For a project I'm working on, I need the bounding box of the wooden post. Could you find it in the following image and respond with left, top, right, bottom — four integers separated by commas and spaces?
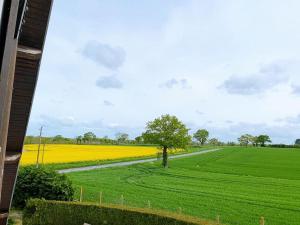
120, 194, 124, 205
216, 215, 220, 224
80, 187, 83, 202
178, 207, 182, 214
36, 126, 43, 168
147, 200, 151, 208
99, 191, 102, 206
260, 217, 265, 225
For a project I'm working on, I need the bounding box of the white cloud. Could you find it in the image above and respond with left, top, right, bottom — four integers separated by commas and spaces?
220, 62, 289, 95
159, 78, 191, 89
103, 100, 114, 106
292, 85, 300, 95
81, 41, 126, 70
96, 76, 123, 89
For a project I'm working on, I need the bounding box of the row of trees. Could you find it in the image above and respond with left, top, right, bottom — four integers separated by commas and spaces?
238, 134, 272, 147
26, 114, 280, 168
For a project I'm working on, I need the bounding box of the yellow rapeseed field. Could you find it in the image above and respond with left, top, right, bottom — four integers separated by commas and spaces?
21, 144, 160, 165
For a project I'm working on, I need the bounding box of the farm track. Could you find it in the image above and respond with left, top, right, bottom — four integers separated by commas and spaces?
58, 148, 222, 174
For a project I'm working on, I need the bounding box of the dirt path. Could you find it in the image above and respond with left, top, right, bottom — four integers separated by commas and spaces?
58, 148, 222, 174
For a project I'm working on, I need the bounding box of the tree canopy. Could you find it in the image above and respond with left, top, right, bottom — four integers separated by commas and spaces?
193, 129, 209, 145
116, 133, 129, 144
257, 135, 272, 147
142, 114, 191, 167
238, 134, 254, 146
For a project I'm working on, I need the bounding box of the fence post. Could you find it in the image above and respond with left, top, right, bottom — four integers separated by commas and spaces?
216, 215, 220, 224
80, 186, 83, 202
178, 207, 182, 214
120, 194, 124, 205
260, 217, 265, 225
99, 191, 102, 206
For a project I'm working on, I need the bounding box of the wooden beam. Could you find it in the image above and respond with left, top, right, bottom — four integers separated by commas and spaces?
4, 152, 21, 164
17, 45, 42, 60
0, 212, 8, 219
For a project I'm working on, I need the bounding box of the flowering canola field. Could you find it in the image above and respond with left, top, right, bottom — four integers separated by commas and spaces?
21, 144, 159, 165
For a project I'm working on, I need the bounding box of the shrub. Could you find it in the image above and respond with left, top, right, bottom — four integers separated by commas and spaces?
23, 199, 219, 225
12, 166, 74, 208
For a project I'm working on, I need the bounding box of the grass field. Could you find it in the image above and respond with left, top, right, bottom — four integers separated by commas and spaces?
68, 147, 300, 225
21, 144, 161, 165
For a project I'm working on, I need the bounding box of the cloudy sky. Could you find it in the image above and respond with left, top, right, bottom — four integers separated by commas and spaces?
27, 0, 300, 144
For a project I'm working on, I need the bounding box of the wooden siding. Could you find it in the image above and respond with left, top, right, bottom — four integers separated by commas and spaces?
0, 0, 52, 224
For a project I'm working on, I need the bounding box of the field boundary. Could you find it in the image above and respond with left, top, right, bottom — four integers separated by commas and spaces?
58, 148, 222, 174
23, 199, 221, 225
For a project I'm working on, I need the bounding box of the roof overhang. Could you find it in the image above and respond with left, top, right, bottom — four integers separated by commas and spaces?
0, 1, 52, 224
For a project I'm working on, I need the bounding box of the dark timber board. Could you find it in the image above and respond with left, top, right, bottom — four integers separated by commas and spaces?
0, 0, 52, 224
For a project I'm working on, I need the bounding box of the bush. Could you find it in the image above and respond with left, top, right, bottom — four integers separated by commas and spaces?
13, 166, 74, 208
23, 199, 219, 225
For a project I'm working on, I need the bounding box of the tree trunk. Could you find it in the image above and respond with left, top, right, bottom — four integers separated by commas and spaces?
162, 147, 168, 168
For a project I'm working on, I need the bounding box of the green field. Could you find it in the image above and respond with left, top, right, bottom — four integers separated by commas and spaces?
68, 147, 300, 225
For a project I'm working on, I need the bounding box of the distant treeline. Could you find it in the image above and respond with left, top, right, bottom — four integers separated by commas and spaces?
24, 132, 152, 146
25, 131, 300, 148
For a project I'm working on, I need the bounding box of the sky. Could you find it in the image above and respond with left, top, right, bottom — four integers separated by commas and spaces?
27, 0, 300, 144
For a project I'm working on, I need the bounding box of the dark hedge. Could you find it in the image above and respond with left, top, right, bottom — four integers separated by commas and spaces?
23, 199, 219, 225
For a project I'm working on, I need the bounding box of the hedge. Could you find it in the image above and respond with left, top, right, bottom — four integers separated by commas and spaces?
23, 199, 220, 225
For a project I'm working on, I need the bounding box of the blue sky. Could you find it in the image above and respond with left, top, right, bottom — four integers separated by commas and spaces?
27, 0, 300, 144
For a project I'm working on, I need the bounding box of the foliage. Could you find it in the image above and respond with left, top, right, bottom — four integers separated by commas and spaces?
23, 199, 217, 225
76, 135, 83, 144
238, 134, 253, 146
295, 139, 300, 145
256, 135, 272, 146
208, 138, 222, 146
135, 136, 144, 144
12, 166, 74, 208
193, 129, 209, 145
83, 132, 97, 143
68, 147, 300, 225
116, 132, 129, 144
142, 114, 191, 167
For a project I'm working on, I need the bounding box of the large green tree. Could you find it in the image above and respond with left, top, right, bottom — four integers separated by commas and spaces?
193, 129, 209, 145
83, 132, 96, 143
116, 133, 129, 144
142, 114, 191, 168
257, 135, 272, 147
238, 134, 253, 147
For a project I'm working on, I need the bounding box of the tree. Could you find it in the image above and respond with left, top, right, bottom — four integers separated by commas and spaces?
52, 135, 64, 143
193, 129, 209, 145
250, 136, 259, 146
142, 114, 191, 168
116, 133, 129, 144
209, 138, 221, 146
76, 135, 83, 144
238, 134, 253, 146
83, 132, 96, 143
257, 135, 272, 147
295, 139, 300, 146
135, 136, 144, 144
